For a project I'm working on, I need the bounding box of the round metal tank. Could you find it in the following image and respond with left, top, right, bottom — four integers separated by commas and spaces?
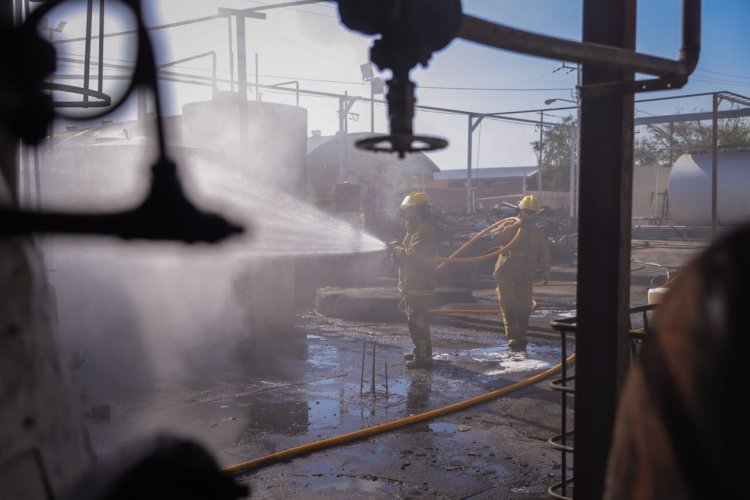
182, 92, 308, 199
668, 152, 750, 226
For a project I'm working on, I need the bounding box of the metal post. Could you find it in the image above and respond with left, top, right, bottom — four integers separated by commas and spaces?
360, 341, 366, 394
81, 0, 93, 106
569, 127, 576, 218
236, 15, 247, 101
538, 111, 544, 193
384, 362, 389, 396
338, 97, 345, 182
466, 114, 473, 214
668, 121, 674, 165
227, 17, 234, 92
575, 1, 635, 498
371, 81, 375, 133
255, 53, 260, 102
97, 0, 104, 93
711, 93, 719, 238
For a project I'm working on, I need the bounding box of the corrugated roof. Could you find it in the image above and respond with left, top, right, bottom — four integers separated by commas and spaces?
434, 166, 538, 180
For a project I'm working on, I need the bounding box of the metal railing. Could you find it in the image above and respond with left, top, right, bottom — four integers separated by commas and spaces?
547, 303, 658, 499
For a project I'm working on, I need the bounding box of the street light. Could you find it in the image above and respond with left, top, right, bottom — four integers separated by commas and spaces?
544, 98, 576, 105
360, 63, 384, 133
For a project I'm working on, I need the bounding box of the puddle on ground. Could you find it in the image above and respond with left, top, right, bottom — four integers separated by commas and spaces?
428, 422, 457, 433
532, 307, 576, 319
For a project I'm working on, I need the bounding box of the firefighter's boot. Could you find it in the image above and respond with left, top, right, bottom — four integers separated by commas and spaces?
405, 340, 432, 369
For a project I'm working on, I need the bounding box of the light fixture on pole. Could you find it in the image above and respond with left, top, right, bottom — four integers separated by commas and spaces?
361, 63, 384, 133
544, 98, 576, 105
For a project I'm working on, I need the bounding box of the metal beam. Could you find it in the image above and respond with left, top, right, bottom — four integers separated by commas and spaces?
574, 1, 635, 498
635, 107, 750, 125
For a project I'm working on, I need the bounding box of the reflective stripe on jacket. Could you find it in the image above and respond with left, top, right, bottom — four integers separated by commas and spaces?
395, 219, 438, 295
491, 220, 550, 282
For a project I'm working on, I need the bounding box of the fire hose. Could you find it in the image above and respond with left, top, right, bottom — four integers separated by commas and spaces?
223, 353, 576, 476
397, 217, 523, 315
221, 218, 575, 476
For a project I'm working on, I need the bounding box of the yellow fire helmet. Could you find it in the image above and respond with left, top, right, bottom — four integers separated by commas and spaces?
518, 194, 540, 213
400, 191, 431, 208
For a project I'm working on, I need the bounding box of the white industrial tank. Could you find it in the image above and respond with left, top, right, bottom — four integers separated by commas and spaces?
182, 92, 308, 199
668, 152, 750, 226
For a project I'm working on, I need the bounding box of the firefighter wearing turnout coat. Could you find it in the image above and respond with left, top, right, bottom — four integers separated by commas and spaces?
491, 195, 550, 352
392, 192, 438, 369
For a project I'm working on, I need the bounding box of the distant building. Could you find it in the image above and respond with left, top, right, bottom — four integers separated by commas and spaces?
428, 166, 539, 213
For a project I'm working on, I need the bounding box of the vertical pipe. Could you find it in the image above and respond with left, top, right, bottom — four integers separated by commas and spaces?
466, 115, 473, 215
236, 15, 247, 102
711, 93, 718, 238
538, 111, 544, 193
227, 16, 234, 92
97, 0, 104, 93
575, 0, 635, 498
83, 0, 94, 106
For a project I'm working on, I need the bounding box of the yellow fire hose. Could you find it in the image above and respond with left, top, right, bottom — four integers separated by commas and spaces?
220, 219, 573, 477
437, 217, 521, 268
222, 353, 576, 476
397, 217, 522, 315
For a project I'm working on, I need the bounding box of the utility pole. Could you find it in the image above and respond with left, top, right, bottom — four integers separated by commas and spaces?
466, 114, 484, 214
538, 111, 544, 194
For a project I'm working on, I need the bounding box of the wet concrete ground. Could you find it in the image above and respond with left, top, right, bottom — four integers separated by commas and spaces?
82, 240, 705, 499
85, 314, 574, 499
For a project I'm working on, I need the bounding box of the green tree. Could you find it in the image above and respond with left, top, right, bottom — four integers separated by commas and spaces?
634, 115, 750, 167
530, 114, 576, 191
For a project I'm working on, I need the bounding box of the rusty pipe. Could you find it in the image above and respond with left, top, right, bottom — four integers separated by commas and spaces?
459, 0, 700, 79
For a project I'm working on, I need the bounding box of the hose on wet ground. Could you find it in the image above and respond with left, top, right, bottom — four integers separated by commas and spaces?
222, 353, 576, 476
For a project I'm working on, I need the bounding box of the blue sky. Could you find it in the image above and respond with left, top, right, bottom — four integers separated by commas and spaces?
49, 0, 750, 170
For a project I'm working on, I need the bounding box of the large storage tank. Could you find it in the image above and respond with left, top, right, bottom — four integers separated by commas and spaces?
182, 92, 308, 199
668, 152, 750, 226
39, 119, 383, 407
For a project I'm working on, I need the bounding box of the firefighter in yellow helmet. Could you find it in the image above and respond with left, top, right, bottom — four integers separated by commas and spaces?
490, 194, 551, 352
392, 191, 438, 369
